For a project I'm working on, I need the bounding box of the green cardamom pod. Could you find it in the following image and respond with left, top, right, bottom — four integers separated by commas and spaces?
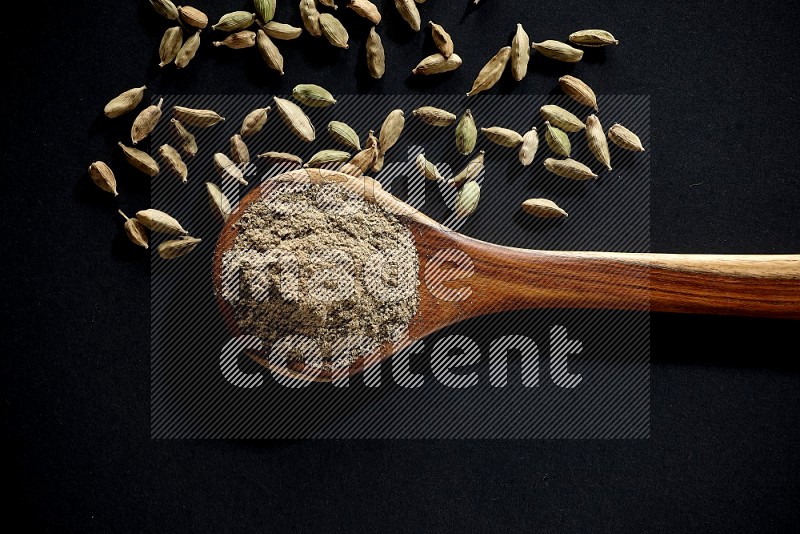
212, 11, 256, 32
544, 121, 571, 157
455, 109, 477, 155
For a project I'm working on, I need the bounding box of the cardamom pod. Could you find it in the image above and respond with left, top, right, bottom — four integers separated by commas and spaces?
607, 123, 645, 152
175, 30, 201, 69
159, 26, 183, 67
429, 21, 454, 58
366, 26, 385, 79
521, 199, 568, 218
532, 40, 583, 63
319, 13, 349, 49
259, 21, 302, 40
544, 121, 571, 157
131, 98, 163, 145
455, 181, 481, 217
347, 0, 381, 25
158, 237, 202, 260
585, 115, 611, 170
118, 210, 149, 249
149, 0, 178, 21
319, 0, 338, 9
206, 182, 231, 222
178, 5, 208, 29
256, 29, 284, 74
559, 75, 598, 111
415, 153, 442, 181
136, 209, 188, 235
411, 52, 462, 75
292, 84, 337, 107
481, 126, 523, 147
340, 142, 378, 177
510, 23, 530, 81
214, 153, 248, 185
173, 106, 225, 127
378, 109, 404, 161
254, 0, 276, 23
540, 104, 585, 132
451, 150, 485, 187
518, 127, 538, 166
213, 31, 257, 49
543, 158, 597, 180
256, 151, 304, 165
104, 86, 146, 119
170, 119, 198, 157
88, 161, 118, 196
212, 11, 256, 32
274, 97, 315, 142
328, 121, 362, 151
455, 109, 477, 155
159, 144, 188, 182
240, 107, 270, 136
412, 106, 456, 126
305, 150, 351, 167
230, 134, 250, 164
118, 142, 160, 176
300, 0, 321, 37
467, 46, 511, 96
569, 29, 619, 47
394, 0, 421, 32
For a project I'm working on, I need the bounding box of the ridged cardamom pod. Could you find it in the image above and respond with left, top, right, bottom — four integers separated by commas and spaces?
213, 31, 257, 49
521, 199, 568, 218
104, 86, 146, 119
158, 237, 202, 260
300, 0, 321, 37
292, 84, 337, 107
412, 106, 456, 126
347, 0, 381, 25
378, 109, 404, 155
305, 150, 352, 168
532, 40, 583, 63
543, 158, 597, 180
585, 115, 611, 170
159, 27, 183, 67
170, 119, 198, 157
240, 107, 270, 136
254, 0, 276, 23
256, 152, 304, 165
175, 31, 201, 69
328, 121, 362, 151
340, 141, 378, 177
206, 183, 231, 222
559, 75, 598, 111
256, 29, 284, 74
467, 46, 511, 97
540, 105, 585, 132
131, 98, 163, 144
178, 5, 208, 29
394, 0, 421, 32
118, 210, 149, 249
118, 142, 160, 176
412, 53, 462, 75
429, 21, 454, 58
481, 126, 523, 147
259, 21, 302, 40
415, 154, 442, 181
607, 123, 645, 152
455, 181, 481, 217
319, 13, 349, 49
230, 134, 250, 164
159, 144, 188, 182
510, 23, 530, 81
136, 209, 188, 235
518, 128, 538, 166
214, 153, 248, 185
544, 121, 571, 157
274, 97, 315, 142
173, 106, 225, 127
88, 161, 118, 196
149, 0, 178, 21
212, 11, 256, 32
366, 27, 385, 79
569, 29, 619, 47
455, 109, 477, 155
451, 150, 485, 187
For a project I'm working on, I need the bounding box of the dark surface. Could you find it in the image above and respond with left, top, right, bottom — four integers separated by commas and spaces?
1, 0, 799, 532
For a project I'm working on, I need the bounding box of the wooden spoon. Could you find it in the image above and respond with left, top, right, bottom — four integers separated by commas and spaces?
213, 169, 800, 382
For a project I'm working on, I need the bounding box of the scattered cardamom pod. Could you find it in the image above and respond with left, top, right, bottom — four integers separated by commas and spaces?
256, 151, 304, 165
481, 126, 523, 147
178, 5, 208, 29
540, 104, 585, 132
467, 46, 511, 96
118, 210, 149, 249
366, 26, 385, 79
206, 182, 231, 222
173, 106, 225, 127
412, 52, 463, 75
131, 98, 163, 145
212, 11, 256, 32
340, 141, 378, 177
585, 115, 611, 170
569, 29, 619, 47
240, 107, 270, 136
158, 237, 202, 260
230, 134, 250, 164
455, 181, 481, 217
455, 109, 477, 156
88, 161, 118, 196
149, 0, 178, 21
118, 142, 160, 176
136, 209, 188, 235
511, 23, 530, 81
213, 31, 257, 49
377, 109, 404, 170
214, 153, 248, 185
305, 149, 351, 167
532, 40, 584, 63
413, 106, 457, 126
429, 21, 454, 58
292, 84, 337, 107
518, 127, 538, 166
175, 30, 201, 69
256, 29, 284, 74
347, 0, 381, 25
451, 150, 485, 187
259, 21, 302, 40
170, 119, 198, 157
319, 13, 349, 49
274, 97, 315, 142
607, 123, 645, 152
559, 75, 598, 111
543, 158, 597, 180
159, 26, 183, 67
415, 153, 442, 181
254, 0, 276, 23
300, 0, 322, 37
104, 86, 146, 119
394, 0, 421, 32
544, 121, 571, 157
521, 198, 568, 218
159, 144, 188, 182
328, 121, 362, 151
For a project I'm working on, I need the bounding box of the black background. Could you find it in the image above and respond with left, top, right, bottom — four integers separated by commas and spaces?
2, 0, 799, 531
